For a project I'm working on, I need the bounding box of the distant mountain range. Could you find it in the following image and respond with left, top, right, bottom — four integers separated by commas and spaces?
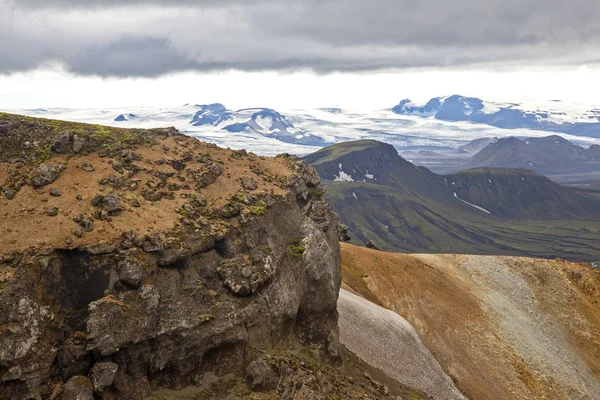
466, 135, 600, 175
7, 98, 600, 159
303, 140, 600, 260
393, 95, 600, 138
115, 103, 330, 147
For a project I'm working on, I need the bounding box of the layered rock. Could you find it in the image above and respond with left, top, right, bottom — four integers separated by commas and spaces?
0, 114, 344, 400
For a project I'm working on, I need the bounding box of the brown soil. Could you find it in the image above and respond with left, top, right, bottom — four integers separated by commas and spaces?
341, 243, 600, 400
0, 134, 293, 254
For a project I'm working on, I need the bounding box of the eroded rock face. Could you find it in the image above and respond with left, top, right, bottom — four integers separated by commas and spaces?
0, 163, 341, 400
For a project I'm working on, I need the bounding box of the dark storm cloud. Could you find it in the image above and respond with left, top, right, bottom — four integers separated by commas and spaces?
1, 0, 599, 76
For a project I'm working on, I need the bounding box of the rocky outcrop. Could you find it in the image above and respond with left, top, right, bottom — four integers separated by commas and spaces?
0, 163, 341, 399
0, 114, 343, 400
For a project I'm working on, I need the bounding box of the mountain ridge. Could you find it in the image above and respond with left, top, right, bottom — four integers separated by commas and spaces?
304, 140, 600, 261
393, 95, 600, 138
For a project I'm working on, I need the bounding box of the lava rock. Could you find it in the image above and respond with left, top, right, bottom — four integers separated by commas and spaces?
31, 162, 63, 187
72, 227, 85, 238
2, 187, 16, 200
72, 134, 86, 153
51, 133, 73, 154
81, 161, 95, 172
101, 193, 122, 215
118, 260, 144, 289
47, 207, 59, 217
49, 188, 62, 197
90, 362, 118, 393
80, 219, 94, 232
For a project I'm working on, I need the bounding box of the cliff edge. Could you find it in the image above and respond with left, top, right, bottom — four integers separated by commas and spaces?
0, 113, 385, 399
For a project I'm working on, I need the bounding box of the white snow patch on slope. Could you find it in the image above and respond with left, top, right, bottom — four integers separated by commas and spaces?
338, 289, 466, 400
353, 192, 358, 199
255, 115, 274, 132
365, 169, 375, 179
454, 193, 491, 214
334, 163, 354, 182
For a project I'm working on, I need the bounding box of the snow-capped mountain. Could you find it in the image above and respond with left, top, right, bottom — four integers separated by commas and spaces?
217, 107, 329, 146
190, 103, 233, 126
114, 113, 136, 122
5, 98, 600, 158
393, 95, 600, 138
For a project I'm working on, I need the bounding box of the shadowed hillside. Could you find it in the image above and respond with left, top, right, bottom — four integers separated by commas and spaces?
304, 140, 600, 261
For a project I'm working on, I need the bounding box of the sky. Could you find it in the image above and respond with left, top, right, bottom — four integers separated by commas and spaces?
1, 0, 599, 110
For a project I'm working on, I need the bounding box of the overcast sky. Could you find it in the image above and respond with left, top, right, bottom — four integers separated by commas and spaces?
1, 0, 599, 109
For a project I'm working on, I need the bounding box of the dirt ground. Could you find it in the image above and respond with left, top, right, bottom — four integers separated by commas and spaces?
341, 243, 600, 400
0, 135, 292, 254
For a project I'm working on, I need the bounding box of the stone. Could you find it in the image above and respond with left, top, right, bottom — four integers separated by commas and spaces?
365, 240, 380, 250
61, 376, 93, 400
241, 176, 258, 191
80, 219, 94, 232
219, 202, 241, 219
81, 161, 95, 172
31, 162, 63, 187
51, 133, 73, 154
142, 233, 164, 252
91, 194, 104, 207
118, 260, 144, 289
145, 191, 162, 202
338, 223, 351, 242
2, 187, 16, 200
66, 237, 73, 245
47, 207, 59, 217
101, 193, 121, 215
90, 362, 118, 393
72, 134, 86, 153
49, 188, 62, 197
245, 359, 279, 391
72, 227, 84, 238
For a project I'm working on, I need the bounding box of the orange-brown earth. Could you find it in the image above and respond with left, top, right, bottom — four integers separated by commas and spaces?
0, 131, 292, 254
341, 243, 600, 400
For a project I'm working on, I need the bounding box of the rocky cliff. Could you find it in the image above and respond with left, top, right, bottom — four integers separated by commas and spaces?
0, 113, 372, 399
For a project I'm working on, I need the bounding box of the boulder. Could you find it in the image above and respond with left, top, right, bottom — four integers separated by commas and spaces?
72, 134, 86, 153
52, 133, 73, 154
90, 362, 118, 393
101, 193, 121, 216
31, 162, 63, 187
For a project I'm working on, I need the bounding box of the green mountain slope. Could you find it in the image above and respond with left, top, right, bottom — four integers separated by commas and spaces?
304, 140, 600, 261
